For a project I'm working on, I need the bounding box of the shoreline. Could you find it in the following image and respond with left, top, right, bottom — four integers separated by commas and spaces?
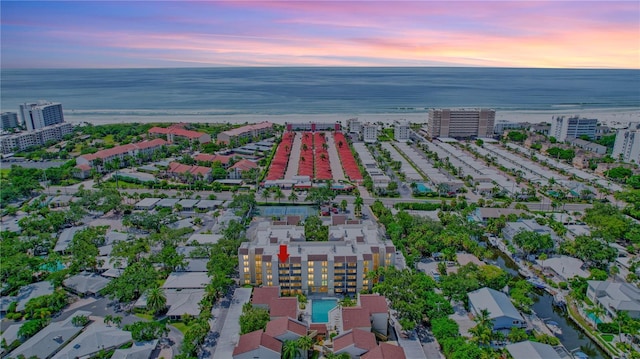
65, 108, 640, 127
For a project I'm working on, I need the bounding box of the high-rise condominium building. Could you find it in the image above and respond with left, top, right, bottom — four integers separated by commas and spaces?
362, 123, 378, 143
20, 101, 65, 131
394, 120, 411, 142
613, 124, 640, 163
427, 108, 495, 139
239, 218, 396, 296
549, 116, 597, 142
1, 112, 19, 130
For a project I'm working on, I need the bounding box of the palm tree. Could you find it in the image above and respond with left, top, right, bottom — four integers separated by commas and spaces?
145, 287, 167, 316
338, 140, 343, 149
354, 196, 363, 218
104, 314, 113, 326
322, 143, 329, 151
274, 187, 285, 203
339, 199, 347, 213
302, 144, 309, 152
282, 339, 299, 359
296, 335, 314, 359
261, 188, 272, 202
289, 191, 299, 203
111, 315, 122, 328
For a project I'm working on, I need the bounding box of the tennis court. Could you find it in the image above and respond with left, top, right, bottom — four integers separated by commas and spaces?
258, 206, 317, 219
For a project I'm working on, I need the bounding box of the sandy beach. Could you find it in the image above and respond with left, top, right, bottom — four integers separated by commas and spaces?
64, 107, 640, 128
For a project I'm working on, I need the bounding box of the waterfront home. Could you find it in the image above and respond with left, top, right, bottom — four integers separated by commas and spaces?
468, 287, 527, 330
502, 219, 560, 245
537, 255, 590, 282
506, 340, 563, 359
586, 281, 640, 319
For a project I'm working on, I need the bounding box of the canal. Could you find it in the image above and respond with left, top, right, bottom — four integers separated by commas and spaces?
485, 247, 608, 359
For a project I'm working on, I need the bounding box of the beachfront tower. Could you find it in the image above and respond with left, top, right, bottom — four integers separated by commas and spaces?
1, 112, 20, 130
20, 101, 65, 131
427, 108, 495, 139
613, 123, 640, 163
549, 116, 598, 142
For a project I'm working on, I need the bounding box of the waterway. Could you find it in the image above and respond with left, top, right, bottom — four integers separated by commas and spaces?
484, 247, 607, 359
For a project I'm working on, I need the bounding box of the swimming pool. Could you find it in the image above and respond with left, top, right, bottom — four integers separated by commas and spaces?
311, 299, 338, 323
415, 182, 431, 193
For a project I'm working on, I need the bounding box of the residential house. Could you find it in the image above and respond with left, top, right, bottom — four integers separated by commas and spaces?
359, 294, 389, 336
506, 341, 563, 359
502, 219, 559, 244
362, 342, 407, 359
537, 255, 589, 282
162, 272, 209, 290
0, 281, 54, 313
586, 281, 640, 319
468, 287, 527, 330
264, 317, 307, 342
52, 323, 132, 359
251, 286, 281, 310
63, 271, 112, 296
8, 311, 91, 359
341, 307, 372, 333
166, 162, 212, 182
194, 153, 234, 168
232, 329, 281, 359
228, 159, 258, 180
111, 340, 158, 359
333, 329, 377, 358
269, 297, 298, 320
148, 125, 211, 144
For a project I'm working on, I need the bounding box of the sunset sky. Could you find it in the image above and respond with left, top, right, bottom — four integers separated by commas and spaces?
1, 1, 639, 68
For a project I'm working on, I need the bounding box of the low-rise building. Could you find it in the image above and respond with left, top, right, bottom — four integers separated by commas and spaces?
362, 123, 378, 143
232, 329, 281, 359
333, 329, 377, 358
468, 287, 527, 330
569, 138, 607, 155
587, 281, 640, 319
76, 138, 167, 171
217, 121, 274, 145
502, 219, 559, 244
0, 122, 73, 154
166, 162, 212, 182
228, 159, 258, 180
148, 124, 211, 144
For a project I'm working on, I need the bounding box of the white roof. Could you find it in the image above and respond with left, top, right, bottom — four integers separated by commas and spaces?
135, 198, 160, 208
63, 271, 111, 295
468, 287, 524, 322
539, 255, 589, 279
111, 340, 158, 359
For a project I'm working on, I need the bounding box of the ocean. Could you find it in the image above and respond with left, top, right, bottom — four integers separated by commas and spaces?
1, 67, 639, 124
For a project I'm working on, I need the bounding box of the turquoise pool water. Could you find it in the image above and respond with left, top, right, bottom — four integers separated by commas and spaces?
311, 299, 338, 323
415, 183, 431, 193
587, 312, 603, 324
39, 261, 66, 272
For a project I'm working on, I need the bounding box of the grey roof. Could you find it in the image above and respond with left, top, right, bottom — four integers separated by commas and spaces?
0, 323, 23, 354
165, 289, 206, 317
9, 310, 91, 359
54, 226, 85, 252
52, 323, 132, 359
587, 281, 640, 312
4, 281, 55, 312
155, 198, 179, 207
538, 255, 589, 280
105, 231, 129, 245
506, 341, 562, 359
111, 340, 158, 359
468, 287, 524, 322
195, 199, 223, 209
162, 272, 209, 289
63, 271, 111, 295
181, 258, 209, 272
135, 198, 160, 209
177, 199, 199, 208
187, 233, 223, 245
168, 218, 193, 230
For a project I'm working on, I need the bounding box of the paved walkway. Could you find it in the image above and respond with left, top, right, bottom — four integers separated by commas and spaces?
284, 132, 301, 179
211, 288, 252, 359
326, 132, 346, 181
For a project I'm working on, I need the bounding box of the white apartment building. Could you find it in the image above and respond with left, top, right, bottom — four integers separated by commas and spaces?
362, 123, 378, 143
427, 108, 495, 139
347, 118, 362, 134
20, 101, 65, 131
239, 218, 396, 296
613, 124, 640, 163
1, 112, 19, 130
549, 116, 598, 142
394, 120, 410, 142
0, 123, 73, 154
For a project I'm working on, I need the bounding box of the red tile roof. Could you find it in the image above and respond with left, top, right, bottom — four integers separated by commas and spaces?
342, 307, 371, 331
76, 164, 91, 171
333, 329, 377, 353
80, 139, 167, 162
252, 286, 280, 306
265, 317, 307, 339
309, 323, 327, 336
361, 343, 407, 359
194, 153, 232, 164
167, 162, 211, 176
231, 159, 258, 172
149, 126, 207, 140
360, 294, 389, 315
269, 297, 298, 319
232, 330, 281, 356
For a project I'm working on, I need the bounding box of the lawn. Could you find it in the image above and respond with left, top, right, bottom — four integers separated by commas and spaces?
104, 134, 115, 145
135, 313, 153, 321
170, 321, 189, 335
601, 333, 615, 342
